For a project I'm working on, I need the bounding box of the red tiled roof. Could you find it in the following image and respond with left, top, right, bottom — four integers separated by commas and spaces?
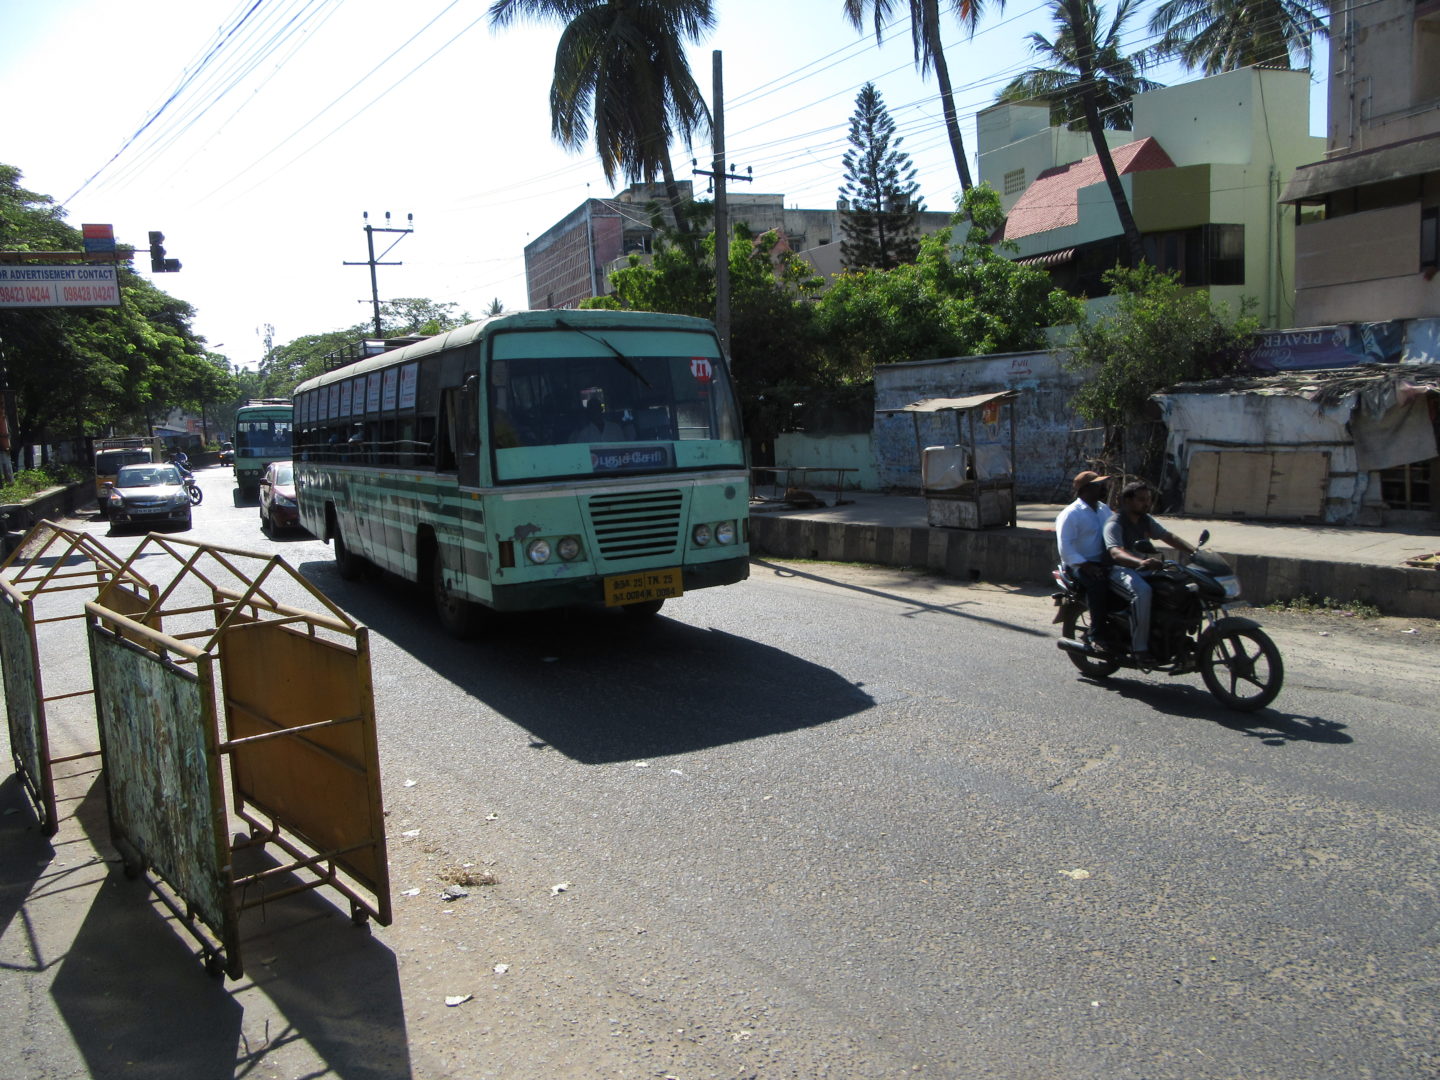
1001, 136, 1176, 241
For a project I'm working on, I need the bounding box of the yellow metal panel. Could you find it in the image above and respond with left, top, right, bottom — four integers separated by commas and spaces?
220, 620, 386, 893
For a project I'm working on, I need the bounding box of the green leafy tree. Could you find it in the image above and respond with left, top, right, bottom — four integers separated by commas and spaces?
378, 297, 472, 337
997, 0, 1160, 130
844, 0, 1003, 192
1149, 0, 1326, 75
489, 0, 713, 234
839, 83, 924, 271
590, 222, 827, 388
0, 164, 210, 462
816, 184, 1082, 370
484, 297, 506, 317
1063, 262, 1259, 470
256, 298, 472, 398
1000, 0, 1152, 266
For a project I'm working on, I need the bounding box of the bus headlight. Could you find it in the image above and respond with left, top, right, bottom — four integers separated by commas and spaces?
715, 521, 736, 545
526, 539, 552, 564
557, 536, 582, 561
692, 524, 711, 547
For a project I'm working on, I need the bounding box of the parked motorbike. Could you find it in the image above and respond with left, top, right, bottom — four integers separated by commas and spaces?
1052, 530, 1284, 712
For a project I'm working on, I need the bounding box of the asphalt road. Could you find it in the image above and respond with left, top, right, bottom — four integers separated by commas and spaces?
3, 462, 1438, 1079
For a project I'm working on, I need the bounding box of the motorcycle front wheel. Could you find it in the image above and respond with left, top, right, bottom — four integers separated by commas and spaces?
1060, 605, 1120, 679
1200, 627, 1283, 712
187, 483, 203, 506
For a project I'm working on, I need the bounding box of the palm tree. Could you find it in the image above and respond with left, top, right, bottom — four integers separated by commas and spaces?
998, 0, 1151, 266
489, 0, 714, 232
843, 0, 1003, 193
997, 0, 1160, 130
1149, 0, 1326, 76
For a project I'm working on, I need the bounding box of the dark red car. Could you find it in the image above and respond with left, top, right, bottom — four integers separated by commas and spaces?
258, 460, 301, 534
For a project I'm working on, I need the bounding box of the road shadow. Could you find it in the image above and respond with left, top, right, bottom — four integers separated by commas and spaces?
1074, 672, 1352, 745
49, 776, 412, 1079
296, 559, 876, 764
752, 559, 1053, 639
0, 771, 55, 974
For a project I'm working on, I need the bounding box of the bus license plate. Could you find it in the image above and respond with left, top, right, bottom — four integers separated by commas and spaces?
604, 568, 683, 607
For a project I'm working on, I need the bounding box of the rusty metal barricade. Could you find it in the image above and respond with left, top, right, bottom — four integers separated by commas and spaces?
0, 521, 153, 835
86, 533, 391, 978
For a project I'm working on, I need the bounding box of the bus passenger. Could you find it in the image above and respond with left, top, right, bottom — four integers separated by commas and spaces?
568, 399, 624, 443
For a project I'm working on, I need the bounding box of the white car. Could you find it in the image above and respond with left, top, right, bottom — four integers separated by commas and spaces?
105, 463, 193, 532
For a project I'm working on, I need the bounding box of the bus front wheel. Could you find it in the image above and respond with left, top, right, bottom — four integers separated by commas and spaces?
332, 519, 364, 581
432, 557, 481, 639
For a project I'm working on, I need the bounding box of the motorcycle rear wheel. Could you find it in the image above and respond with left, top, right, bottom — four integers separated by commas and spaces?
1060, 605, 1120, 679
1200, 627, 1283, 712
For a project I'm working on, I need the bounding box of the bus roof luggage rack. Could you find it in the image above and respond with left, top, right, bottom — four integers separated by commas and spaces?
322, 336, 427, 372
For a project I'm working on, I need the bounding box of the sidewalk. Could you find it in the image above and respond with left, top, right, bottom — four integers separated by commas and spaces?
749, 491, 1440, 619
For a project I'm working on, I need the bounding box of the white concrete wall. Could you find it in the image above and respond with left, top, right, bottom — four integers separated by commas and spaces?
1328, 0, 1440, 154
873, 350, 1085, 496
772, 433, 879, 490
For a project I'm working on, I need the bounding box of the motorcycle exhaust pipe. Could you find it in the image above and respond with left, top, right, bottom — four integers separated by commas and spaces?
1057, 638, 1093, 655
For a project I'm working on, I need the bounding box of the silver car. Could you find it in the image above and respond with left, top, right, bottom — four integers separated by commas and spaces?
105, 463, 193, 532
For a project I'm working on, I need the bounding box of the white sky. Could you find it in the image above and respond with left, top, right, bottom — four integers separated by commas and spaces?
0, 0, 1327, 370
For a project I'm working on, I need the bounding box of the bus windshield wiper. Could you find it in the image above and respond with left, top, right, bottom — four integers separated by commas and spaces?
556, 319, 651, 388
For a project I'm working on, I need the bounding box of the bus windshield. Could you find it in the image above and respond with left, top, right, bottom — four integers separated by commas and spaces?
236, 417, 293, 454
489, 350, 742, 482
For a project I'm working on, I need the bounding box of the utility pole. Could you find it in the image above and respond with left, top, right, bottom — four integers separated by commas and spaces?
694, 51, 752, 357
344, 212, 413, 337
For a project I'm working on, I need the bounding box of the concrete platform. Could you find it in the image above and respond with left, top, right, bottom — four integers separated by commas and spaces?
749, 492, 1440, 619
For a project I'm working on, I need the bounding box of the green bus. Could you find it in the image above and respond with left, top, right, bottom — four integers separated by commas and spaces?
292, 309, 750, 635
234, 399, 294, 501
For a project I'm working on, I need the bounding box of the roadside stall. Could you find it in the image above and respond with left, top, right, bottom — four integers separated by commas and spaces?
878, 392, 1018, 529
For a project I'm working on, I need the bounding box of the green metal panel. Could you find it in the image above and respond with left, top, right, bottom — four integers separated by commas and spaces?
0, 595, 47, 826
1133, 164, 1212, 232
90, 628, 231, 941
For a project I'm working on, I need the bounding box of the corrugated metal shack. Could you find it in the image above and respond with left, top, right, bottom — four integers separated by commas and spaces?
1153, 364, 1440, 525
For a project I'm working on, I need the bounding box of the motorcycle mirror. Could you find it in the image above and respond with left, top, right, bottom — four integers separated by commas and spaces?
1198, 529, 1210, 547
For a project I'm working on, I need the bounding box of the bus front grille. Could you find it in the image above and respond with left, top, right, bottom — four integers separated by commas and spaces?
589, 489, 683, 560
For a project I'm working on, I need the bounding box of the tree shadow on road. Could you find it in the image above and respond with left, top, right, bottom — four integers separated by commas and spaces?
751, 559, 1053, 639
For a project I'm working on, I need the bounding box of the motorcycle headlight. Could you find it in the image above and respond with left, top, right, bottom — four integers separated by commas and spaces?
525, 539, 552, 564
1217, 575, 1241, 599
556, 536, 582, 561
692, 524, 711, 547
715, 521, 735, 545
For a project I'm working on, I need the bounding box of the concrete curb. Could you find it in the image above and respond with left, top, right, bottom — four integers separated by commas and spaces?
0, 481, 93, 555
750, 514, 1440, 620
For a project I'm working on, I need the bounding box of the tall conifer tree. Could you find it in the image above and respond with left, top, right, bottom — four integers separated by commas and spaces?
839, 84, 924, 271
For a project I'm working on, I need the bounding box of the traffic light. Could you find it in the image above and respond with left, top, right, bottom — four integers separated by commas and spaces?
148, 230, 181, 273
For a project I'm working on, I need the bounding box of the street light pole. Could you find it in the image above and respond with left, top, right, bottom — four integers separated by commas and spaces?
344, 212, 413, 337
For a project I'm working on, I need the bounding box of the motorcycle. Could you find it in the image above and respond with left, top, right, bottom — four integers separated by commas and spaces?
172, 460, 203, 506
1052, 530, 1284, 712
